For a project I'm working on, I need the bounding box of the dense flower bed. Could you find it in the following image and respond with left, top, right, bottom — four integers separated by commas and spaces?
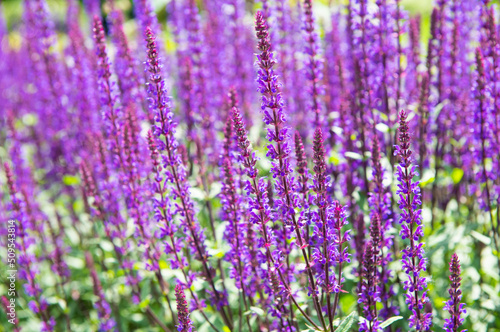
0, 0, 498, 331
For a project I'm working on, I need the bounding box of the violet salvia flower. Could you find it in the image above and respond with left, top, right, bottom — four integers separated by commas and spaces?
219, 117, 249, 291
80, 161, 140, 293
374, 0, 403, 138
232, 106, 299, 329
294, 132, 309, 199
302, 0, 325, 130
369, 136, 397, 319
108, 9, 149, 124
472, 48, 500, 270
177, 55, 197, 141
228, 0, 255, 121
23, 0, 71, 177
358, 241, 381, 332
255, 11, 325, 328
444, 253, 467, 332
65, 0, 100, 149
147, 130, 184, 272
175, 284, 194, 332
407, 15, 421, 102
46, 214, 70, 284
274, 0, 295, 113
330, 202, 351, 305
144, 27, 231, 323
324, 14, 346, 148
282, 1, 308, 134
182, 0, 216, 156
310, 127, 338, 330
145, 26, 207, 267
395, 110, 432, 331
134, 0, 167, 70
147, 130, 210, 325
232, 106, 276, 284
353, 213, 366, 279
85, 253, 116, 332
92, 16, 124, 172
428, 1, 478, 227
4, 163, 55, 331
347, 0, 378, 192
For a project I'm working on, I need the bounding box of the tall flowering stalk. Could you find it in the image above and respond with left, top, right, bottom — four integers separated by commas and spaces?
331, 202, 351, 320
219, 114, 254, 330
359, 213, 382, 331
108, 8, 150, 124
444, 254, 466, 332
85, 253, 116, 331
184, 0, 215, 156
302, 0, 324, 130
294, 132, 312, 259
175, 284, 194, 332
4, 163, 55, 331
144, 27, 231, 327
220, 118, 246, 277
311, 127, 335, 330
310, 127, 351, 329
369, 136, 397, 319
93, 16, 125, 177
349, 0, 378, 192
232, 106, 297, 330
148, 131, 218, 330
395, 110, 432, 331
473, 49, 500, 271
255, 11, 326, 329
358, 240, 380, 332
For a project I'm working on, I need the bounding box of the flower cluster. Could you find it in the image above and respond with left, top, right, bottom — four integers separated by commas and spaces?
444, 254, 466, 332
175, 284, 194, 332
395, 110, 432, 331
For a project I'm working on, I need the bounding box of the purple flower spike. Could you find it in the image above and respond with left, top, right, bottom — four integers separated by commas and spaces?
255, 11, 326, 328
303, 0, 324, 131
395, 110, 432, 331
311, 127, 338, 330
92, 15, 124, 172
444, 254, 467, 332
358, 241, 380, 332
369, 136, 397, 319
85, 253, 116, 331
4, 163, 55, 331
175, 284, 194, 332
144, 27, 231, 324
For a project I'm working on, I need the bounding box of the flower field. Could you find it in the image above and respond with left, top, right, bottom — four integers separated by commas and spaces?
0, 0, 499, 331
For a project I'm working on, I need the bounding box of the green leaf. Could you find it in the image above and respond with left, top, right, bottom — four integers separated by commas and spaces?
329, 151, 341, 166
65, 256, 85, 269
139, 297, 150, 309
335, 312, 357, 332
22, 113, 38, 126
244, 306, 265, 317
159, 260, 169, 270
344, 151, 363, 160
451, 168, 464, 184
209, 182, 222, 198
470, 230, 491, 245
189, 187, 206, 201
303, 323, 322, 332
419, 176, 435, 188
62, 175, 80, 186
375, 123, 389, 133
379, 316, 403, 328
